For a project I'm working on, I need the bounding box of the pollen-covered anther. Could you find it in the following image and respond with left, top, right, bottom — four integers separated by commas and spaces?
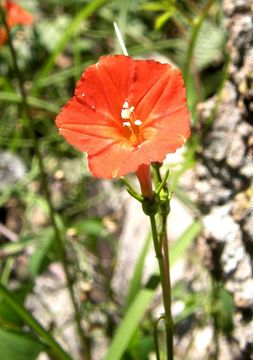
121, 102, 135, 120
121, 109, 131, 119
122, 121, 131, 127
134, 119, 142, 126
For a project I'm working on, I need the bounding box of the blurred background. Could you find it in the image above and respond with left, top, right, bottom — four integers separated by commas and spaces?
0, 0, 252, 359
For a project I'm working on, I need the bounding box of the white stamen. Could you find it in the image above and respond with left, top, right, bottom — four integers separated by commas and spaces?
123, 101, 129, 109
121, 109, 131, 119
129, 106, 135, 113
122, 121, 131, 127
134, 119, 142, 126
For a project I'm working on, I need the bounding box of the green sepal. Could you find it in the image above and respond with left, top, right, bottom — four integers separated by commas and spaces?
141, 196, 159, 216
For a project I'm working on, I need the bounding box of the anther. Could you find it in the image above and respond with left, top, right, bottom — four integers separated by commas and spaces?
122, 121, 131, 127
134, 119, 142, 126
121, 109, 131, 119
123, 101, 129, 109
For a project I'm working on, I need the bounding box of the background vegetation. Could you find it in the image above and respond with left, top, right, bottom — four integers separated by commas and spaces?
0, 0, 237, 359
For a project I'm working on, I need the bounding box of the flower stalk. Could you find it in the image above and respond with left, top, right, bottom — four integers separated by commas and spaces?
149, 214, 173, 360
130, 164, 174, 359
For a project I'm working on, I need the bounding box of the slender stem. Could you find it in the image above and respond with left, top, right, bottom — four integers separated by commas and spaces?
153, 314, 166, 360
161, 216, 173, 359
0, 283, 73, 360
0, 9, 90, 359
149, 215, 173, 360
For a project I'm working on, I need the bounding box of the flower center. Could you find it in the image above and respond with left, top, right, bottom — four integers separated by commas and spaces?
120, 100, 143, 146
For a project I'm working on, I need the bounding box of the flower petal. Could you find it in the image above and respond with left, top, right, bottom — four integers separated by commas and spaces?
6, 1, 33, 27
131, 61, 186, 124
74, 55, 134, 124
140, 106, 191, 162
56, 96, 125, 154
88, 143, 139, 178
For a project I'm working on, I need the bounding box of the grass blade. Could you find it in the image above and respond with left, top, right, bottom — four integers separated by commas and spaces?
105, 276, 159, 360
124, 232, 152, 309
0, 92, 59, 113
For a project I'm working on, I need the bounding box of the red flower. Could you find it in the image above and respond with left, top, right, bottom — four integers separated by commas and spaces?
56, 55, 191, 179
0, 0, 33, 46
0, 27, 7, 45
5, 0, 33, 26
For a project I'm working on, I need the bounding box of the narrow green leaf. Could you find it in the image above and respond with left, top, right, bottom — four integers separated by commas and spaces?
0, 284, 73, 360
142, 2, 173, 12
0, 91, 59, 113
105, 276, 160, 360
0, 285, 32, 326
155, 9, 176, 30
216, 286, 234, 333
0, 258, 15, 285
33, 63, 90, 89
0, 328, 46, 360
0, 236, 35, 258
170, 220, 202, 266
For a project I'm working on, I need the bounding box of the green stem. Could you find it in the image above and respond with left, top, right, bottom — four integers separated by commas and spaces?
0, 9, 90, 359
149, 215, 173, 360
0, 283, 73, 360
183, 0, 216, 86
161, 217, 173, 359
153, 314, 166, 360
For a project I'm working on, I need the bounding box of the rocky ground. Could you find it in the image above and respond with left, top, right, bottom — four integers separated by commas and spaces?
194, 0, 253, 358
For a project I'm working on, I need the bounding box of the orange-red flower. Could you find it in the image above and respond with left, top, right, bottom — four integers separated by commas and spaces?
56, 55, 191, 179
0, 0, 33, 46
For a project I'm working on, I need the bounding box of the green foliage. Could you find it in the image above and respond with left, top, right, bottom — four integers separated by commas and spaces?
105, 279, 159, 360
212, 283, 234, 334
0, 0, 229, 359
28, 229, 54, 278
170, 221, 202, 265
194, 20, 226, 71
106, 221, 202, 359
124, 232, 152, 309
0, 328, 46, 360
0, 286, 29, 326
142, 1, 177, 29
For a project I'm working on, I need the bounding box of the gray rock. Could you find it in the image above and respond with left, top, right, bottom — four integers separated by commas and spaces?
0, 151, 26, 190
